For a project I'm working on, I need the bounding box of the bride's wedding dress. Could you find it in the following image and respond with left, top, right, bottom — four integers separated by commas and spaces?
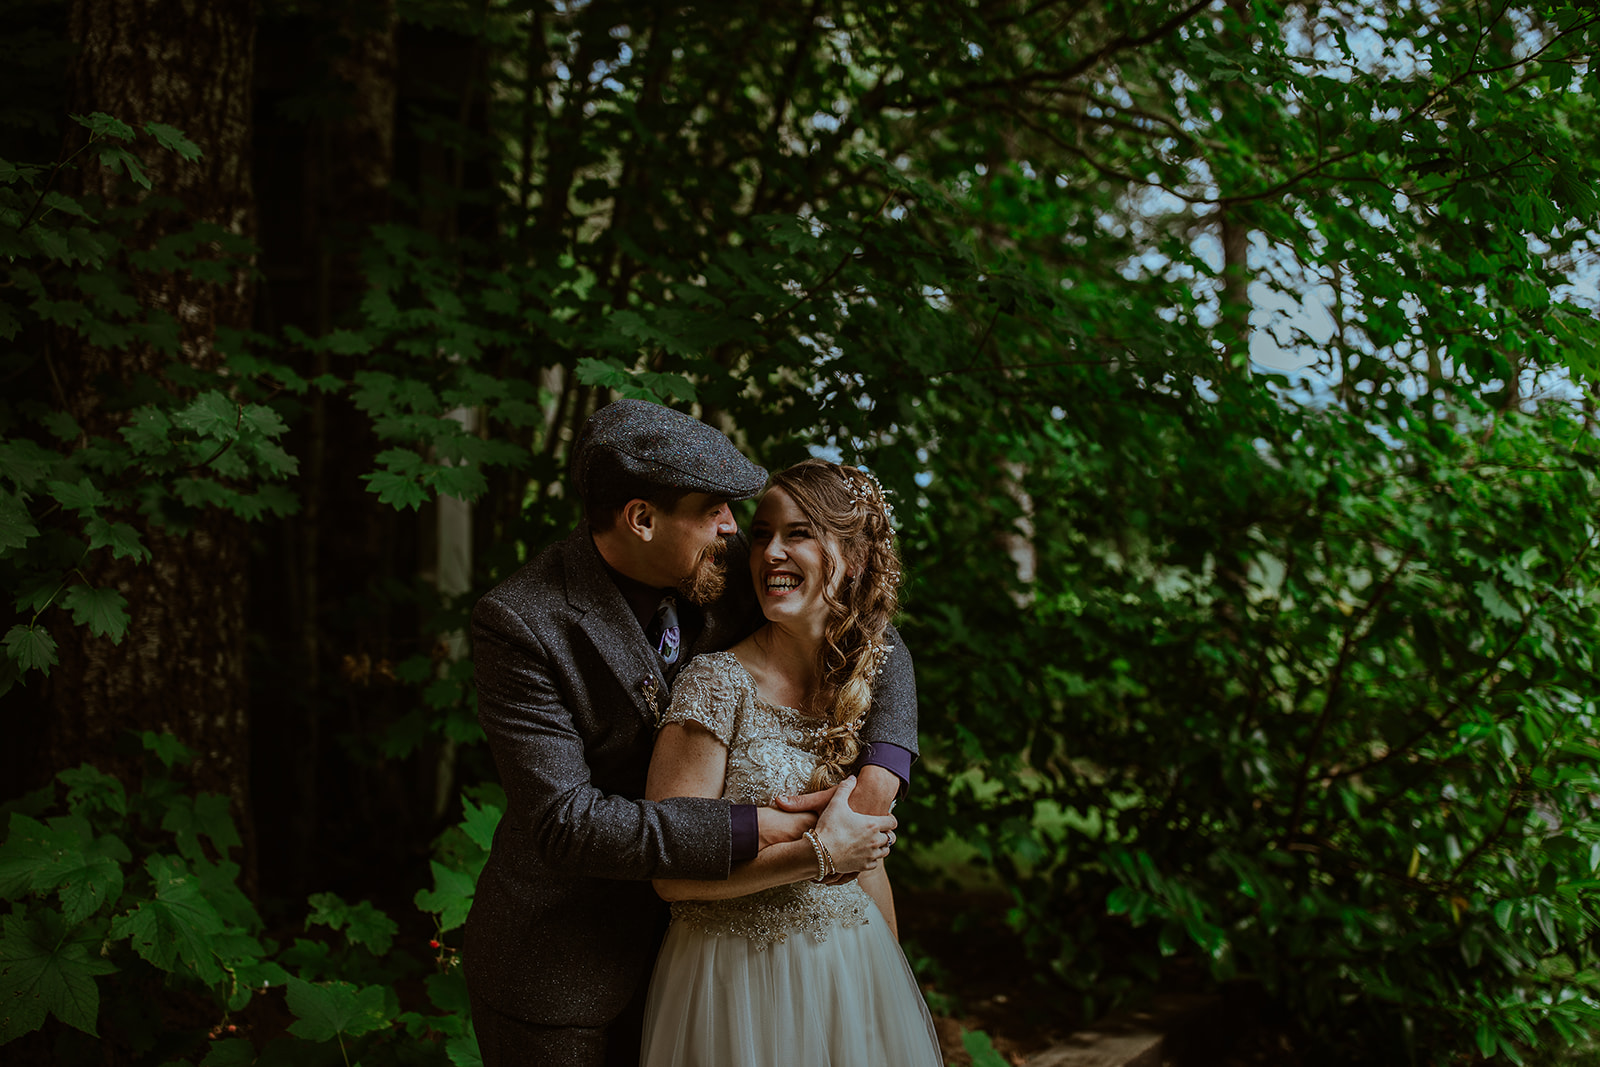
640, 651, 944, 1066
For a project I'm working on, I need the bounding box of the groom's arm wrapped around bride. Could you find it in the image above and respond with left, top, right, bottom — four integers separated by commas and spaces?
464, 544, 918, 1031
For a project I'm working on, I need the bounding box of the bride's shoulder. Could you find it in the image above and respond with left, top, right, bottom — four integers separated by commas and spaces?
676, 650, 755, 697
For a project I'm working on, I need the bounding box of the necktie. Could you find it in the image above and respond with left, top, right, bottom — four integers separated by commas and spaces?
649, 596, 681, 667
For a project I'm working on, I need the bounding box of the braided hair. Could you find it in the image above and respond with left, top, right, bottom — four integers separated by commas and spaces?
764, 459, 902, 791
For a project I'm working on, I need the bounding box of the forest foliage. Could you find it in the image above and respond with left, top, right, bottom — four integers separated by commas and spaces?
3, 0, 1600, 1063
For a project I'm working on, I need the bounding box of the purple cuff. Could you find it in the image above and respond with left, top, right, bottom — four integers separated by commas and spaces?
730, 803, 759, 864
858, 741, 914, 800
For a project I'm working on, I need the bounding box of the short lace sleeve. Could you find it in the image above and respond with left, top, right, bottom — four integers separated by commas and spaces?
659, 653, 748, 746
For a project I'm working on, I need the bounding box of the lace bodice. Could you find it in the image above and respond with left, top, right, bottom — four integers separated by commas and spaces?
659, 651, 874, 948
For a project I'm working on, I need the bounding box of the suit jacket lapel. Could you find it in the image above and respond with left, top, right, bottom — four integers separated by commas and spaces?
564, 525, 669, 723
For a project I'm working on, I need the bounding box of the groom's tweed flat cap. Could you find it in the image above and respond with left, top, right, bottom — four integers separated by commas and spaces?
572, 398, 767, 501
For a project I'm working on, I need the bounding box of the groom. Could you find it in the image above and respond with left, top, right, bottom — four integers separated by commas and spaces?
464, 399, 919, 1066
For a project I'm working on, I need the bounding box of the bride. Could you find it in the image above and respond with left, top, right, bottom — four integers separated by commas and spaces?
640, 459, 943, 1066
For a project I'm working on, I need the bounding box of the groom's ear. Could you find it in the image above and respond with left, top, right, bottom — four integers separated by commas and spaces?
621, 499, 656, 541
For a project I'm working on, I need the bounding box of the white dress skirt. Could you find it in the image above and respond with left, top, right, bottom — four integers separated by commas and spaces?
640, 652, 944, 1067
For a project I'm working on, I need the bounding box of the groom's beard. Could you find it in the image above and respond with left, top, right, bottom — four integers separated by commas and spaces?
678, 537, 729, 606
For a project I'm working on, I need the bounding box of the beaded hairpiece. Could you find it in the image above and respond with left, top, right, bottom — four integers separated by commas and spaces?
842, 465, 897, 534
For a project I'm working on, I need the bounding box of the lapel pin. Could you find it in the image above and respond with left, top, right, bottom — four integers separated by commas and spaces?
640, 674, 662, 722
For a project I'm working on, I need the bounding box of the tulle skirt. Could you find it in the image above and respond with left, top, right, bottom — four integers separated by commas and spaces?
640, 898, 944, 1066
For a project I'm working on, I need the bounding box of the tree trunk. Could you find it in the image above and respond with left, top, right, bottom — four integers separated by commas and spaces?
49, 0, 258, 878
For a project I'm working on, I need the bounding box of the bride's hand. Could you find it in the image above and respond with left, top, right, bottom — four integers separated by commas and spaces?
815, 776, 896, 875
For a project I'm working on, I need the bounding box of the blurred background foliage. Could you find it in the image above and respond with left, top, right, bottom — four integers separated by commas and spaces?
3, 0, 1600, 1063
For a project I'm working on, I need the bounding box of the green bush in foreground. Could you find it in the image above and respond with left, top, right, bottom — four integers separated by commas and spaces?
0, 733, 495, 1065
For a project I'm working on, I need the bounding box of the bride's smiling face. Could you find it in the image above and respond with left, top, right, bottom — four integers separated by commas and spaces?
749, 486, 845, 627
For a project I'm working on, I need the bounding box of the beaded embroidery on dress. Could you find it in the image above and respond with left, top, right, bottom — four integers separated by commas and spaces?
659, 651, 875, 948
641, 649, 944, 1067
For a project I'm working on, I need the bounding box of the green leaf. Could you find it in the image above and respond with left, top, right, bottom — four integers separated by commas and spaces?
425, 970, 472, 1015
305, 892, 398, 956
40, 191, 89, 220
46, 836, 127, 924
4, 624, 58, 674
109, 855, 227, 983
1473, 579, 1521, 623
239, 403, 289, 440
140, 731, 193, 767
0, 439, 60, 489
413, 860, 476, 932
161, 792, 242, 862
362, 469, 429, 511
95, 145, 149, 189
284, 976, 396, 1042
200, 1038, 256, 1067
47, 478, 108, 516
62, 585, 130, 643
142, 122, 202, 161
0, 491, 39, 552
320, 329, 373, 356
172, 391, 239, 440
447, 1025, 484, 1067
85, 516, 148, 563
961, 1027, 1011, 1067
119, 407, 173, 455
0, 814, 62, 899
40, 410, 79, 442
58, 764, 128, 818
429, 463, 488, 502
459, 798, 502, 853
72, 112, 134, 141
574, 356, 632, 389
0, 909, 115, 1041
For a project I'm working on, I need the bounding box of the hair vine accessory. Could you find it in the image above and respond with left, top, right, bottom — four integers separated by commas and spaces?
841, 465, 897, 527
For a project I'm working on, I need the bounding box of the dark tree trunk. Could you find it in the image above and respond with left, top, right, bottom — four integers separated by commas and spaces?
252, 0, 414, 897
48, 0, 259, 878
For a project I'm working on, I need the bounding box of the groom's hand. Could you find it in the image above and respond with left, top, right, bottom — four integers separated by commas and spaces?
775, 767, 902, 882
815, 776, 897, 875
754, 808, 818, 849
772, 766, 898, 816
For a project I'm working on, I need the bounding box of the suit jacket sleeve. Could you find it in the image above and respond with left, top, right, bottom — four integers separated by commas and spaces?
860, 621, 920, 755
473, 595, 733, 882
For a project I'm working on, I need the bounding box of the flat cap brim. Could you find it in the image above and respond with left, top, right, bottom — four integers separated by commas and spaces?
573, 398, 768, 501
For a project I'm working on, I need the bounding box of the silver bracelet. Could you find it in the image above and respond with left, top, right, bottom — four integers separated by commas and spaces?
803, 831, 828, 882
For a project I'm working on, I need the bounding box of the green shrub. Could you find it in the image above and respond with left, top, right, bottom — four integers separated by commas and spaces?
903, 378, 1600, 1061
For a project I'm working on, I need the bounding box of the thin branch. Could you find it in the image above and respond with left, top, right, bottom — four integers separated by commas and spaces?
1280, 546, 1415, 847
764, 188, 897, 326
1323, 534, 1598, 784
894, 0, 1218, 108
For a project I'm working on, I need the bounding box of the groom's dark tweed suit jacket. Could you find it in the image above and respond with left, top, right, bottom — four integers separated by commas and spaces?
463, 523, 919, 1029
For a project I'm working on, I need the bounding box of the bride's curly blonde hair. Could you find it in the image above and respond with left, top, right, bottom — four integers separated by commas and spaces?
765, 459, 902, 791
